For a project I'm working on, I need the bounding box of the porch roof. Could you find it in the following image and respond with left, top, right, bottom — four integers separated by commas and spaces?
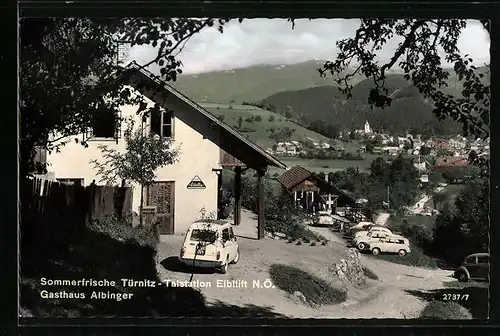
116, 62, 287, 171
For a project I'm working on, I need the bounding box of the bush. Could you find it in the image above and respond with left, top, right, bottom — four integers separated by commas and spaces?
269, 264, 347, 306
372, 244, 438, 269
88, 216, 159, 250
362, 266, 379, 280
254, 115, 262, 122
419, 301, 472, 319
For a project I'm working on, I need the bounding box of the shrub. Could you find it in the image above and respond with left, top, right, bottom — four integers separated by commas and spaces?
88, 216, 159, 250
254, 115, 262, 122
269, 264, 347, 306
362, 266, 379, 280
419, 301, 472, 320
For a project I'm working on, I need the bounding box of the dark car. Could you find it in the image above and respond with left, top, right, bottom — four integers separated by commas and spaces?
453, 253, 489, 282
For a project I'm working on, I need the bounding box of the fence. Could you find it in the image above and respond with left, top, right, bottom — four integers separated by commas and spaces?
20, 177, 133, 239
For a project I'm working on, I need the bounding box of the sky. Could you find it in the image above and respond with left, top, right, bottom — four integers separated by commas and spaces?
127, 19, 490, 75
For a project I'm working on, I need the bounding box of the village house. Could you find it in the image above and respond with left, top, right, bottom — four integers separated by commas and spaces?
382, 146, 400, 156
276, 165, 368, 219
448, 135, 467, 149
45, 62, 286, 236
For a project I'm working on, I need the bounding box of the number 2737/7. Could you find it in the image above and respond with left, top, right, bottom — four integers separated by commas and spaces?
442, 293, 469, 301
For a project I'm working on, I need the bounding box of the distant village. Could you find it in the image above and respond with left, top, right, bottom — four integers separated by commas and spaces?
266, 120, 490, 179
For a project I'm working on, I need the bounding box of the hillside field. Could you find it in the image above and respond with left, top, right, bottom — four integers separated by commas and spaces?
202, 103, 331, 148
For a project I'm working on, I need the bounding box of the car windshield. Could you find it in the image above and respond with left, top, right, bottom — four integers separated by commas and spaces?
189, 229, 217, 243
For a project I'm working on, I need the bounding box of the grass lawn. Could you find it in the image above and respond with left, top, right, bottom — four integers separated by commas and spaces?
202, 103, 331, 149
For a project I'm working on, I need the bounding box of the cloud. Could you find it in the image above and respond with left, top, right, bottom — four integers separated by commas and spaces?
126, 19, 490, 74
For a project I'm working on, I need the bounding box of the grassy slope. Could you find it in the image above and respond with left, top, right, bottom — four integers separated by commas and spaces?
203, 103, 331, 149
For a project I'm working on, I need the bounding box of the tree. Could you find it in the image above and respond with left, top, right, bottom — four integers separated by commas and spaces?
254, 115, 262, 122
20, 17, 234, 177
318, 19, 490, 140
91, 120, 180, 227
284, 105, 294, 119
268, 115, 275, 122
365, 142, 375, 154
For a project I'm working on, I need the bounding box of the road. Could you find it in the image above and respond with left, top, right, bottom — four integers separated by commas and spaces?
156, 211, 454, 319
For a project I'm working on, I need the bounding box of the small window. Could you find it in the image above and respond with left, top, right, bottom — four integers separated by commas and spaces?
465, 256, 477, 264
151, 106, 173, 138
222, 228, 230, 241
477, 255, 489, 264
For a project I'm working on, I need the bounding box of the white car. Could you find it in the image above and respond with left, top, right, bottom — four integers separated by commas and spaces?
353, 226, 393, 239
368, 236, 411, 257
178, 220, 240, 274
314, 211, 334, 226
353, 231, 392, 251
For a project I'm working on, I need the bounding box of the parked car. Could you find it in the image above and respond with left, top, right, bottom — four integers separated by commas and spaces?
349, 222, 385, 237
313, 211, 334, 226
353, 226, 393, 239
178, 220, 240, 274
367, 236, 411, 256
353, 231, 392, 251
453, 253, 489, 282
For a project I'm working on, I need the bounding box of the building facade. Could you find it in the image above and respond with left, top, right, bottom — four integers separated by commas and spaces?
46, 93, 221, 234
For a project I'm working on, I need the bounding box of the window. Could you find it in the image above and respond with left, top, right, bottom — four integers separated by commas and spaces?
477, 255, 489, 264
222, 228, 230, 242
151, 106, 173, 138
190, 229, 217, 243
87, 103, 121, 140
465, 256, 477, 264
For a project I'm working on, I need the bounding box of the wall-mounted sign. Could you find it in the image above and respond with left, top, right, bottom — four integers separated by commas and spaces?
187, 175, 206, 189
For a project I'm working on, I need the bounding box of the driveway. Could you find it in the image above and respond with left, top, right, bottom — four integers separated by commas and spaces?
155, 211, 456, 318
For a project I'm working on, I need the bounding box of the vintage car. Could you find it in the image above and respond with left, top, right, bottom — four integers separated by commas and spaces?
178, 220, 240, 274
353, 230, 393, 251
313, 211, 334, 226
453, 253, 490, 282
353, 226, 393, 240
367, 236, 411, 256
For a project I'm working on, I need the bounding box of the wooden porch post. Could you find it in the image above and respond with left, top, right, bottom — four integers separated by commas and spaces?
234, 166, 242, 225
257, 169, 266, 240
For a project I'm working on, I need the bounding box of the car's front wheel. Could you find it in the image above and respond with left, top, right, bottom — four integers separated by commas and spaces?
372, 247, 381, 256
357, 242, 366, 250
398, 249, 407, 257
231, 248, 240, 264
220, 256, 229, 274
457, 271, 469, 282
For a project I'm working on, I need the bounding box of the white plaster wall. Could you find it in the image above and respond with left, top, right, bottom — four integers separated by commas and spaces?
46, 91, 221, 234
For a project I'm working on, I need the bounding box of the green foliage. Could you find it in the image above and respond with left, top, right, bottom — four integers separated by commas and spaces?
269, 264, 347, 306
20, 18, 232, 177
91, 122, 180, 186
419, 301, 472, 320
432, 178, 489, 265
240, 175, 321, 241
318, 19, 489, 139
254, 115, 262, 122
88, 215, 159, 250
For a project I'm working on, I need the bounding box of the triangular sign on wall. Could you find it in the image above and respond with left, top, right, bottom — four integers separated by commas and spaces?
187, 175, 206, 189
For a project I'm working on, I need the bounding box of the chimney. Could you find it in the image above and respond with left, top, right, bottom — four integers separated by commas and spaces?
324, 174, 329, 183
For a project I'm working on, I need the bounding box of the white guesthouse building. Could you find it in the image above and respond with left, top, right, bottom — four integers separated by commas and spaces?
46, 62, 286, 235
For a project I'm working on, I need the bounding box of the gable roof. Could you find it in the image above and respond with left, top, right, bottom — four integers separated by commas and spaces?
276, 165, 312, 190
276, 165, 358, 203
115, 62, 287, 170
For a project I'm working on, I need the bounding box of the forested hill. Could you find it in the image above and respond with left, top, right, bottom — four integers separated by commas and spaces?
258, 74, 472, 137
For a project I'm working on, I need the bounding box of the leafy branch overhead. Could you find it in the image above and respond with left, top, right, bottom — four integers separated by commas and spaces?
317, 19, 490, 139
20, 18, 237, 176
